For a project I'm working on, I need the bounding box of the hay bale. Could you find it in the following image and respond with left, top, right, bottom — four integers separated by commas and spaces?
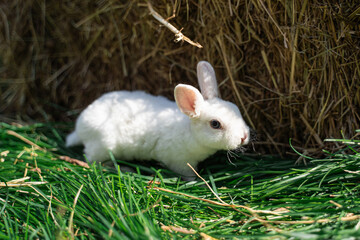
0, 1, 359, 154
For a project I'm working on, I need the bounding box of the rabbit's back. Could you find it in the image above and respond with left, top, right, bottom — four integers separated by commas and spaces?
74, 91, 185, 162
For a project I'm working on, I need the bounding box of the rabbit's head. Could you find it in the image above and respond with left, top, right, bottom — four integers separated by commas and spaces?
175, 61, 250, 151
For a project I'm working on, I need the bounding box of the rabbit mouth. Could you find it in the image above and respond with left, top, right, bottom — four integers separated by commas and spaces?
227, 131, 250, 150
226, 142, 247, 153
226, 129, 256, 154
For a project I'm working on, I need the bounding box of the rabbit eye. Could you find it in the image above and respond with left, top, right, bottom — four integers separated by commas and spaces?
210, 119, 222, 129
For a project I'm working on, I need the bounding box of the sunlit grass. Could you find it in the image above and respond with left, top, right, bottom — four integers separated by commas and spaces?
0, 123, 359, 239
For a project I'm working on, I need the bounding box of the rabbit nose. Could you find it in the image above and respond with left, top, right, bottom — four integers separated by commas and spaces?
241, 133, 248, 144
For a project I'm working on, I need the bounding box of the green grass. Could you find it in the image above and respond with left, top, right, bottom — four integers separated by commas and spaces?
0, 123, 359, 239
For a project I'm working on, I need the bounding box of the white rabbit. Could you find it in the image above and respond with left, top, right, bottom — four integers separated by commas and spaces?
66, 61, 250, 178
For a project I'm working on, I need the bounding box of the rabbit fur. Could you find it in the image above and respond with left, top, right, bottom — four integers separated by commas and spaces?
66, 61, 250, 178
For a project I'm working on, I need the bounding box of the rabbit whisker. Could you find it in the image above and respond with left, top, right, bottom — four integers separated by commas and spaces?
226, 149, 241, 166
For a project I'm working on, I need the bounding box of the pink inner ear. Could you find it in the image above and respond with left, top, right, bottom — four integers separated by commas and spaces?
175, 86, 199, 117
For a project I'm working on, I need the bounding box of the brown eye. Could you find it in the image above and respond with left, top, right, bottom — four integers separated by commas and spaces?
210, 119, 222, 129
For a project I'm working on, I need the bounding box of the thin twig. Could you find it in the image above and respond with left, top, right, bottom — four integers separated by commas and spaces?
264, 214, 360, 225
187, 163, 227, 205
69, 184, 84, 239
329, 200, 343, 208
152, 186, 281, 215
0, 181, 47, 187
200, 232, 218, 240
7, 176, 30, 183
147, 2, 203, 48
108, 221, 116, 238
161, 225, 196, 234
258, 0, 288, 48
6, 130, 45, 151
29, 185, 50, 202
59, 156, 89, 168
48, 187, 60, 227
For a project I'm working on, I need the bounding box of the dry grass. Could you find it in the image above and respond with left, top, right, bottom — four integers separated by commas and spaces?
0, 0, 359, 154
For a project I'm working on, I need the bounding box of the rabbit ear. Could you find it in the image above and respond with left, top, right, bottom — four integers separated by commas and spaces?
197, 61, 219, 100
174, 84, 204, 118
